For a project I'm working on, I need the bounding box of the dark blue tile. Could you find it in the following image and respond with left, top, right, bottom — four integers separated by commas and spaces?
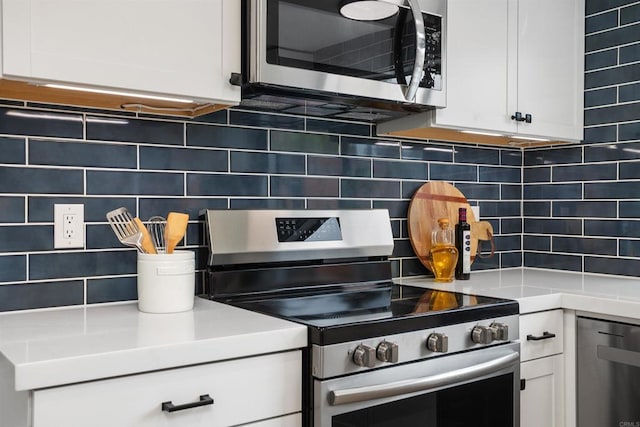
141, 146, 227, 172
401, 257, 430, 277
341, 137, 400, 159
307, 119, 370, 136
87, 223, 125, 250
479, 166, 521, 183
471, 255, 500, 271
0, 167, 83, 194
373, 200, 409, 219
401, 143, 453, 162
524, 252, 582, 272
553, 236, 617, 255
501, 218, 522, 234
30, 139, 137, 168
585, 181, 640, 199
524, 167, 551, 183
0, 137, 25, 164
187, 124, 268, 150
585, 219, 640, 238
584, 256, 640, 277
585, 23, 640, 52
230, 199, 306, 209
524, 201, 551, 217
586, 10, 619, 33
478, 201, 521, 217
308, 156, 371, 177
620, 240, 640, 257
620, 83, 640, 103
402, 181, 426, 199
0, 197, 25, 223
585, 87, 617, 107
524, 183, 582, 200
620, 122, 640, 141
87, 171, 183, 196
392, 239, 415, 258
87, 277, 137, 304
229, 110, 304, 130
307, 199, 372, 209
620, 42, 640, 64
585, 63, 640, 89
621, 3, 640, 25
29, 197, 136, 222
501, 150, 522, 166
584, 126, 617, 143
86, 116, 183, 145
374, 160, 427, 179
0, 225, 53, 252
192, 109, 227, 124
501, 184, 522, 200
585, 49, 618, 71
524, 147, 582, 166
0, 255, 26, 282
620, 161, 640, 179
342, 179, 400, 199
390, 220, 401, 239
500, 252, 522, 268
30, 251, 136, 280
524, 235, 551, 251
454, 146, 500, 165
585, 103, 640, 126
430, 163, 477, 182
0, 107, 83, 139
271, 131, 340, 155
525, 218, 582, 235
553, 163, 617, 182
231, 151, 305, 174
494, 235, 521, 251
271, 176, 339, 197
0, 281, 83, 312
553, 201, 617, 218
453, 183, 500, 200
0, 99, 28, 107
585, 141, 640, 162
391, 259, 400, 278
620, 201, 640, 218
587, 0, 631, 15
187, 174, 268, 196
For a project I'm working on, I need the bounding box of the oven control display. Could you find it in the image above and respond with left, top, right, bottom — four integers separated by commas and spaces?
276, 217, 342, 242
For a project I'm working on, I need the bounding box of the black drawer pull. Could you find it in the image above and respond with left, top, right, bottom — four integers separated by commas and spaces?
526, 331, 556, 341
162, 394, 214, 413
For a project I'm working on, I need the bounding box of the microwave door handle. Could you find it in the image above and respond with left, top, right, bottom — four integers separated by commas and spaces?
403, 0, 426, 102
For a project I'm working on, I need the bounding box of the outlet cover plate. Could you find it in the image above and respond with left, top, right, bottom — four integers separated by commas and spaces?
54, 204, 84, 248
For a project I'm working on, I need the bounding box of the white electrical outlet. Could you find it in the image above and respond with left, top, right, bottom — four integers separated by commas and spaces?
54, 204, 84, 248
471, 205, 480, 221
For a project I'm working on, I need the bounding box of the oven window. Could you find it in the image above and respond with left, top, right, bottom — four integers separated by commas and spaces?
266, 0, 441, 89
332, 374, 513, 427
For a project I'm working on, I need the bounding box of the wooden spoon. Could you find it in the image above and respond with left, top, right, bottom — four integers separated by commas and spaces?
165, 212, 189, 254
133, 217, 156, 254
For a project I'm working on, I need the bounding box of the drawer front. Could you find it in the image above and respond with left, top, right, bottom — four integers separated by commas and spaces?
520, 309, 563, 362
33, 351, 301, 427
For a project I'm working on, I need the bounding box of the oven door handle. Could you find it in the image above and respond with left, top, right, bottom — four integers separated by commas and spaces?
403, 0, 426, 102
328, 352, 519, 406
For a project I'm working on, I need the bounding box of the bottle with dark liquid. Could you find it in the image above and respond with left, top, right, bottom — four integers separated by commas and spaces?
455, 208, 471, 280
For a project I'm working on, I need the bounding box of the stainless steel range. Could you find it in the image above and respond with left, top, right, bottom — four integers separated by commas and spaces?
202, 209, 520, 427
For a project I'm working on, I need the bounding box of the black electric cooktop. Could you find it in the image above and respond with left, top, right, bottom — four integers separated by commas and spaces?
224, 283, 519, 346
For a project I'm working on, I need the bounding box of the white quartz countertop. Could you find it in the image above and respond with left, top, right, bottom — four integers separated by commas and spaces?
395, 267, 640, 319
0, 298, 307, 391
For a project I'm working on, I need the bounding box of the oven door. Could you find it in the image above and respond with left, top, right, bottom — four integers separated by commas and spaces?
315, 342, 520, 427
249, 0, 446, 107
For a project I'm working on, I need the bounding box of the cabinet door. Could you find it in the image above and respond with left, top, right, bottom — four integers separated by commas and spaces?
521, 354, 565, 427
516, 0, 584, 141
434, 0, 516, 134
1, 0, 240, 105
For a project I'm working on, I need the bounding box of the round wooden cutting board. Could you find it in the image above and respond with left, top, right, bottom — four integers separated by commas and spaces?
408, 181, 478, 272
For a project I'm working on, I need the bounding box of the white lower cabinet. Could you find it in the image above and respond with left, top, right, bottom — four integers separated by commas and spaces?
32, 351, 301, 427
519, 310, 564, 427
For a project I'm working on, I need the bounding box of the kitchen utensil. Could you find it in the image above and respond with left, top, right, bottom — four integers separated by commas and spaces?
133, 217, 156, 254
106, 207, 144, 253
165, 212, 189, 254
147, 216, 167, 254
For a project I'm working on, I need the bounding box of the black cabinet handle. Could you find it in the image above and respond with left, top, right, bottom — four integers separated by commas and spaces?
229, 72, 243, 86
511, 111, 524, 121
524, 113, 532, 123
526, 331, 556, 341
161, 394, 214, 413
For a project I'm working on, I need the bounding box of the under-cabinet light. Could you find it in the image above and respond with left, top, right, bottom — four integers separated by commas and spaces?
44, 84, 195, 104
460, 130, 504, 137
510, 135, 550, 142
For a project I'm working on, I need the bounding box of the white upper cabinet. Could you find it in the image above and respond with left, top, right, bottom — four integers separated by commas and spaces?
1, 0, 240, 107
378, 0, 584, 146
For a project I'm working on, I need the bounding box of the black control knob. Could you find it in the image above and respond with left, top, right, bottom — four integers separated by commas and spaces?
426, 332, 448, 353
352, 344, 376, 368
376, 341, 399, 363
471, 325, 495, 345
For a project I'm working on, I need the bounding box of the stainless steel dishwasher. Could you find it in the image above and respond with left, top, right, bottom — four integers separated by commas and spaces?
577, 316, 640, 427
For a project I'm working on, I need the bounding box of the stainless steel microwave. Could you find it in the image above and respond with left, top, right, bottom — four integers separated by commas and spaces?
245, 0, 447, 112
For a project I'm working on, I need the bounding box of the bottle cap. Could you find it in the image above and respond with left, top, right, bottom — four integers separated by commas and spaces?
458, 208, 467, 222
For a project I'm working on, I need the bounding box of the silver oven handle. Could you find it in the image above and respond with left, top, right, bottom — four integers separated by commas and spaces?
329, 352, 519, 406
404, 0, 426, 102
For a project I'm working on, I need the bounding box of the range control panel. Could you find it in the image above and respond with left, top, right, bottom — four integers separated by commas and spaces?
276, 217, 342, 242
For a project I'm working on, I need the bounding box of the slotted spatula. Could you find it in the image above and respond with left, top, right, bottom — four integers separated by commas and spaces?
106, 207, 145, 253
165, 212, 189, 254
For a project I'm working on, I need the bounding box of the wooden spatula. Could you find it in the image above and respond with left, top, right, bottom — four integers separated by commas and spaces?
133, 217, 157, 254
165, 212, 189, 254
